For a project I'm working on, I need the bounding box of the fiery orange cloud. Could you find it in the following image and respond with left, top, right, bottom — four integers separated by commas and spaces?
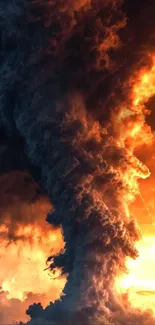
0, 171, 66, 324
114, 54, 155, 315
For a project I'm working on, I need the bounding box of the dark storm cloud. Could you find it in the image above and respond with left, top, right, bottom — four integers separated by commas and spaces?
1, 0, 155, 324
0, 170, 50, 241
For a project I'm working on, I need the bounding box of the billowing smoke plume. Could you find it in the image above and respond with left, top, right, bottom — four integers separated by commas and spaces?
1, 0, 155, 324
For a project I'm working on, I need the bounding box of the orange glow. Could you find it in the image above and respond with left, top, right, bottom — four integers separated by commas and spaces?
0, 223, 65, 301
133, 57, 155, 107
114, 54, 155, 314
0, 173, 66, 323
112, 57, 155, 152
116, 236, 155, 313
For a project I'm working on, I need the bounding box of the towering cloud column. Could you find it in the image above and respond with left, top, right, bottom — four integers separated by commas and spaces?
1, 1, 155, 325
